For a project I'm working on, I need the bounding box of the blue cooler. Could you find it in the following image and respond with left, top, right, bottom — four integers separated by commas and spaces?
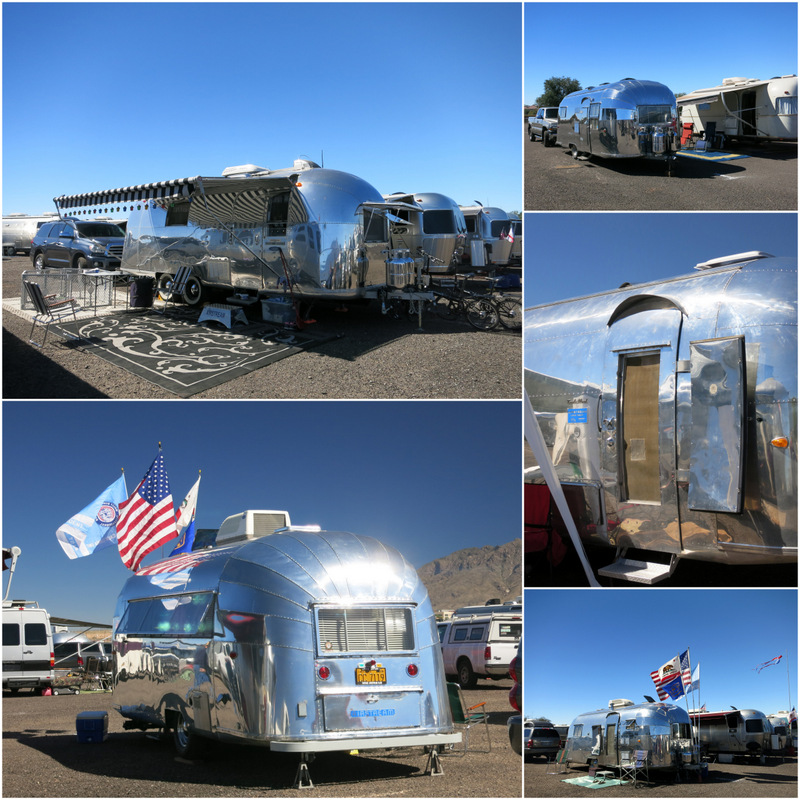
76, 711, 108, 743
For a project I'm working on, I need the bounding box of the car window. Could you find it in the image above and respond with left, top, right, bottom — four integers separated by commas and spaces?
3, 623, 20, 646
452, 627, 468, 642
77, 222, 124, 238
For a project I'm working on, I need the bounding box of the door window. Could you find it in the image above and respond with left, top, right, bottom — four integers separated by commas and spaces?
3, 623, 20, 646
24, 623, 48, 646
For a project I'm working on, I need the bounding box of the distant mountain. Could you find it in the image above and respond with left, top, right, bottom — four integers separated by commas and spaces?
417, 540, 521, 614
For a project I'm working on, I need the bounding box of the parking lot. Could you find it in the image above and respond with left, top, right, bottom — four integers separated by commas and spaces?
524, 132, 797, 210
3, 680, 521, 797
525, 754, 798, 797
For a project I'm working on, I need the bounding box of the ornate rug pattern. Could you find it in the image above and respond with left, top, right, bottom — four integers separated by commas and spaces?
54, 311, 334, 397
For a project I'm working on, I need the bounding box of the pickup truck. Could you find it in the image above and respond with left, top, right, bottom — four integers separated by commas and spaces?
527, 106, 559, 146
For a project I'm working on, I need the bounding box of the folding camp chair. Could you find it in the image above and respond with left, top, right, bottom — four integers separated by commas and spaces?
156, 265, 194, 314
547, 748, 571, 774
446, 682, 491, 754
24, 280, 79, 348
620, 749, 650, 785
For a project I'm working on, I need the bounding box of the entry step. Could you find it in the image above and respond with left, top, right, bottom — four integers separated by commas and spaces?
597, 557, 675, 585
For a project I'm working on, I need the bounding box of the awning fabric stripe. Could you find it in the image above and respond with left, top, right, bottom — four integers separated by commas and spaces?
54, 177, 200, 209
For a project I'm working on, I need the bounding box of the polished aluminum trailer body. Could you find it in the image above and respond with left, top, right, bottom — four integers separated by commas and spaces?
459, 205, 513, 267
566, 701, 694, 769
524, 252, 797, 571
679, 75, 798, 142
112, 512, 457, 756
691, 709, 773, 755
382, 192, 466, 274
2, 213, 59, 254
54, 161, 421, 305
557, 79, 678, 161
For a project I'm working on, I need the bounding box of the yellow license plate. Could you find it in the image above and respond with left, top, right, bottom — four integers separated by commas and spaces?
355, 667, 387, 685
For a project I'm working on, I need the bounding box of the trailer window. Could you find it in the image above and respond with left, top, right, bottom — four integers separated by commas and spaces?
745, 719, 765, 733
464, 216, 478, 234
363, 210, 387, 243
672, 722, 692, 738
2, 623, 20, 646
422, 210, 456, 235
165, 202, 191, 226
572, 724, 583, 738
120, 592, 215, 637
776, 96, 797, 115
316, 607, 414, 653
637, 105, 673, 124
490, 220, 510, 238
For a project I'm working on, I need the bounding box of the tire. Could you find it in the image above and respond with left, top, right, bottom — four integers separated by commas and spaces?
33, 252, 46, 272
465, 298, 499, 331
3, 245, 15, 256
543, 132, 550, 147
74, 255, 89, 270
182, 276, 204, 306
432, 296, 461, 321
496, 298, 522, 330
172, 713, 208, 759
457, 659, 477, 690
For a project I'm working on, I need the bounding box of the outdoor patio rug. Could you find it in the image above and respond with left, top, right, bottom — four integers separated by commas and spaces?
675, 150, 750, 162
562, 776, 629, 789
53, 310, 337, 397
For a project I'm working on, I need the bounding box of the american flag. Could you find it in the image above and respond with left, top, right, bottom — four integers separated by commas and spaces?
680, 649, 692, 689
117, 453, 178, 571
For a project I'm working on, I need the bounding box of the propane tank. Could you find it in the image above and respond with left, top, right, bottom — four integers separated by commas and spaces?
652, 128, 666, 154
385, 249, 415, 289
638, 127, 650, 154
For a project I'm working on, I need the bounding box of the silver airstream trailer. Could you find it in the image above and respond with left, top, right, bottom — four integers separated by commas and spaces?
459, 204, 513, 268
53, 160, 431, 310
112, 510, 459, 787
381, 192, 466, 274
690, 709, 773, 757
557, 79, 679, 171
524, 251, 797, 584
566, 700, 695, 770
679, 75, 798, 144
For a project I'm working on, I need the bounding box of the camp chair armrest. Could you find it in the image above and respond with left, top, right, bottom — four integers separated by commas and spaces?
467, 701, 486, 712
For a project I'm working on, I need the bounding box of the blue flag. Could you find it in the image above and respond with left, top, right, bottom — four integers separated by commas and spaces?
56, 475, 127, 559
662, 674, 685, 700
170, 518, 196, 556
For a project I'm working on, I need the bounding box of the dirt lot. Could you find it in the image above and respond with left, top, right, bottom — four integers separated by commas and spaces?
3, 679, 521, 797
2, 255, 521, 400
524, 131, 797, 210
525, 754, 797, 797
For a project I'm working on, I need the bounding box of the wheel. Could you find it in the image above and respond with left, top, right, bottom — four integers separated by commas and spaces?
182, 275, 204, 306
528, 128, 535, 142
432, 296, 461, 321
543, 132, 550, 146
74, 255, 89, 270
172, 714, 207, 759
3, 245, 15, 256
456, 659, 477, 690
465, 298, 499, 331
157, 272, 175, 300
496, 298, 522, 330
33, 252, 46, 271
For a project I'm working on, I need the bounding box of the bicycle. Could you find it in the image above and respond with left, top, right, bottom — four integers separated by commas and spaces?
430, 275, 500, 331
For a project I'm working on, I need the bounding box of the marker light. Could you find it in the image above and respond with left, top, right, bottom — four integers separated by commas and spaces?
406, 664, 419, 677
318, 666, 331, 680
771, 437, 790, 448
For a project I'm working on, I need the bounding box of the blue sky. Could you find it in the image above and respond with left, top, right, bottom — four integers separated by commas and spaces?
524, 3, 797, 105
2, 3, 522, 216
523, 212, 798, 307
2, 401, 522, 624
524, 589, 798, 724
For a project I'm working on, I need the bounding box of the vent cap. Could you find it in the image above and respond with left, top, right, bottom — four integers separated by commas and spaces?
215, 510, 291, 545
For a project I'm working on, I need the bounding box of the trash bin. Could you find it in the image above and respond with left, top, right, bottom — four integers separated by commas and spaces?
130, 277, 155, 308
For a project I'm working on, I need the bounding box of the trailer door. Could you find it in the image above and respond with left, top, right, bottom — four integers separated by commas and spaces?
602, 301, 684, 553
605, 712, 620, 764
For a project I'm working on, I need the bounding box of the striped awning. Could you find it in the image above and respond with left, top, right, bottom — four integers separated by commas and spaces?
54, 177, 199, 209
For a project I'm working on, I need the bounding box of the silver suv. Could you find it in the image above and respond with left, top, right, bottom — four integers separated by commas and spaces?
30, 218, 125, 271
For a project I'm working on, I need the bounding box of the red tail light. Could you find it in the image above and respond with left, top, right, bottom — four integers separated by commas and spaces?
318, 666, 330, 680
50, 653, 55, 668
509, 686, 520, 712
77, 656, 84, 667
406, 663, 419, 677
484, 646, 491, 661
509, 656, 518, 683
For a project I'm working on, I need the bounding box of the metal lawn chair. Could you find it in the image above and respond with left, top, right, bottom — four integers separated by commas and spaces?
155, 265, 194, 314
620, 749, 650, 785
24, 280, 79, 348
445, 682, 491, 754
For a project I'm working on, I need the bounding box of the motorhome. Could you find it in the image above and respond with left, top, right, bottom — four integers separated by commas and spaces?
679, 75, 798, 143
557, 79, 679, 171
53, 160, 432, 313
524, 251, 797, 584
112, 510, 460, 786
439, 602, 522, 689
2, 213, 60, 255
459, 205, 514, 268
691, 709, 773, 757
566, 700, 695, 769
382, 192, 466, 274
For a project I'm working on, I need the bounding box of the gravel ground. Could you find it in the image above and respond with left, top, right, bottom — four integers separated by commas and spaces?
3, 680, 521, 797
525, 754, 797, 797
2, 256, 521, 400
524, 131, 798, 211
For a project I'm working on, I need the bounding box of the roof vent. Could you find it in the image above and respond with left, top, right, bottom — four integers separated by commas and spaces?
292, 159, 321, 171
694, 251, 773, 270
215, 510, 291, 545
222, 164, 270, 177
609, 698, 636, 709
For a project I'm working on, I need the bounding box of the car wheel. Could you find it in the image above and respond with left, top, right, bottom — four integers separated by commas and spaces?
3, 245, 15, 256
457, 658, 477, 690
33, 252, 46, 271
74, 255, 89, 270
182, 276, 204, 306
172, 713, 207, 759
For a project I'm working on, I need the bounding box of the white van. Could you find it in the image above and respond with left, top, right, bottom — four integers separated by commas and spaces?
439, 603, 522, 689
2, 600, 55, 694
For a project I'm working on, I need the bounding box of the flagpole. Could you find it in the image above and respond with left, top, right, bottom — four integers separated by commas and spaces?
786, 648, 793, 716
